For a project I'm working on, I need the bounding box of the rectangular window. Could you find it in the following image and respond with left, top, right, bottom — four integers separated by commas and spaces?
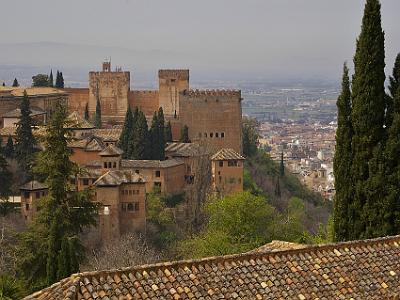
154, 182, 162, 188
121, 203, 127, 212
135, 170, 140, 174
219, 161, 224, 167
221, 132, 225, 138
26, 203, 30, 211
83, 179, 89, 186
113, 162, 117, 168
35, 192, 40, 198
228, 160, 238, 167
24, 192, 30, 199
104, 162, 107, 168
155, 170, 161, 177
216, 132, 219, 138
127, 203, 135, 211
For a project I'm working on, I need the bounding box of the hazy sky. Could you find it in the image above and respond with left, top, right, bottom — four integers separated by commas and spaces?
1, 0, 400, 82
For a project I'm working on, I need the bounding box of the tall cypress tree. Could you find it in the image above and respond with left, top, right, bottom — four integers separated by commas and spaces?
386, 53, 400, 127
48, 70, 54, 87
333, 64, 353, 241
84, 103, 90, 121
157, 107, 165, 160
59, 72, 64, 88
149, 112, 160, 160
12, 78, 19, 87
350, 0, 386, 239
4, 135, 15, 159
15, 90, 36, 177
165, 121, 173, 143
279, 152, 285, 176
55, 71, 60, 88
118, 106, 134, 158
131, 111, 149, 160
94, 98, 102, 128
0, 146, 12, 200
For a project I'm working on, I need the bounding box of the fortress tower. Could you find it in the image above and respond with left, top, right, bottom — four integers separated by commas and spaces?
88, 61, 130, 124
158, 70, 189, 118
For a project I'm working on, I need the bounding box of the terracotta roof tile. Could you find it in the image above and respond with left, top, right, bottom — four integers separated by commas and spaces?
66, 111, 94, 129
99, 144, 124, 156
24, 235, 400, 299
94, 170, 145, 186
211, 148, 245, 161
121, 159, 184, 169
19, 180, 47, 191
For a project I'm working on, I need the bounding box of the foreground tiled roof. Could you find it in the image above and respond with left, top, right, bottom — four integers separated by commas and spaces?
94, 170, 145, 186
66, 111, 94, 129
92, 128, 122, 142
0, 86, 68, 97
211, 148, 245, 161
25, 235, 400, 299
3, 107, 46, 118
165, 142, 208, 157
20, 181, 48, 191
99, 144, 124, 157
121, 158, 184, 169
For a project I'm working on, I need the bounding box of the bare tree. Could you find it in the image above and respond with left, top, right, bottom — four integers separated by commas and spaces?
81, 234, 162, 271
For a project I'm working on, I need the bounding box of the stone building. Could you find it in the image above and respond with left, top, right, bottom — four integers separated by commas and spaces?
211, 148, 245, 195
66, 62, 242, 153
20, 181, 48, 223
0, 86, 68, 127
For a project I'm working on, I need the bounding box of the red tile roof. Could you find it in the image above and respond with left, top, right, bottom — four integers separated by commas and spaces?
24, 235, 400, 299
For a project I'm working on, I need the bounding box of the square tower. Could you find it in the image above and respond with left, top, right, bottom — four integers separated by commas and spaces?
89, 62, 130, 124
158, 70, 189, 117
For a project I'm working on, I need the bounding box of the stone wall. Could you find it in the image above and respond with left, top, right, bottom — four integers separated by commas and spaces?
128, 90, 159, 117
64, 88, 89, 116
158, 70, 189, 117
179, 90, 243, 153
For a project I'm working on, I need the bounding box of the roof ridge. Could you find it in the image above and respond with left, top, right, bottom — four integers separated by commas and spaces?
73, 234, 400, 280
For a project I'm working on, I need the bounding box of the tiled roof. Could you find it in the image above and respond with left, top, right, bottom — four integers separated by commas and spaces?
68, 136, 105, 152
92, 128, 122, 142
99, 144, 124, 157
165, 142, 207, 157
94, 170, 145, 186
0, 126, 16, 136
20, 181, 48, 191
0, 86, 68, 97
3, 107, 46, 118
121, 158, 184, 169
24, 235, 400, 299
66, 111, 94, 129
211, 148, 245, 161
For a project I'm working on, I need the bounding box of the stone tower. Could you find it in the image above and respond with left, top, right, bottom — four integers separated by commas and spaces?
88, 61, 130, 124
158, 70, 189, 118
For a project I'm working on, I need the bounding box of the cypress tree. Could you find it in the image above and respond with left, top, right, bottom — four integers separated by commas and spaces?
94, 98, 102, 128
56, 237, 71, 280
59, 72, 64, 88
165, 121, 173, 143
350, 0, 386, 239
84, 103, 89, 121
48, 70, 54, 87
15, 90, 36, 177
4, 135, 14, 159
126, 107, 139, 158
118, 106, 134, 158
131, 111, 149, 160
12, 78, 19, 87
279, 152, 285, 176
386, 53, 400, 128
149, 112, 160, 160
333, 64, 353, 241
0, 146, 12, 199
157, 107, 165, 160
2, 82, 5, 87
180, 125, 190, 143
274, 177, 281, 198
55, 71, 60, 88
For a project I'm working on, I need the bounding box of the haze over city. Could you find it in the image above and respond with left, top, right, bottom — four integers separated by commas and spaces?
1, 0, 400, 85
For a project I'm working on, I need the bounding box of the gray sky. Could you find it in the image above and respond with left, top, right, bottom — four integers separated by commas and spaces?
1, 0, 399, 83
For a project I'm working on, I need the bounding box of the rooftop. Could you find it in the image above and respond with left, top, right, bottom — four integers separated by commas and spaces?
3, 107, 46, 118
24, 234, 400, 299
165, 142, 206, 157
121, 158, 184, 169
66, 111, 94, 129
20, 181, 48, 191
99, 144, 124, 157
0, 86, 68, 97
211, 148, 245, 161
94, 170, 145, 186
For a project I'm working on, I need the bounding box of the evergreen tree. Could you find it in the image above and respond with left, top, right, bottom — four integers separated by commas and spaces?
32, 74, 49, 87
94, 98, 102, 128
2, 82, 5, 87
279, 152, 285, 176
15, 90, 36, 177
242, 117, 259, 157
12, 78, 19, 87
165, 121, 173, 143
131, 111, 149, 160
350, 0, 386, 239
274, 177, 281, 198
157, 107, 166, 160
55, 71, 60, 88
59, 72, 64, 88
118, 106, 134, 158
48, 70, 54, 87
386, 53, 400, 128
84, 103, 89, 121
180, 125, 190, 143
333, 64, 353, 241
149, 112, 160, 160
4, 135, 14, 159
18, 103, 97, 287
0, 146, 12, 200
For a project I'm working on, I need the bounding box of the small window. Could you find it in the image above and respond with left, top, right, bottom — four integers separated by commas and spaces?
134, 202, 139, 211
26, 203, 30, 211
219, 161, 223, 167
121, 203, 127, 211
228, 160, 238, 167
216, 132, 219, 138
108, 162, 112, 168
24, 192, 30, 199
83, 179, 89, 186
113, 162, 116, 168
155, 170, 161, 177
35, 192, 40, 198
42, 191, 45, 197
127, 203, 134, 211
210, 133, 214, 138
136, 190, 140, 194
135, 170, 139, 174
104, 162, 107, 168
221, 132, 225, 138
154, 182, 162, 188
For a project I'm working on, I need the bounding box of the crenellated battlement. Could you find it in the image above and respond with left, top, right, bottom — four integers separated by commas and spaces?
131, 90, 159, 95
181, 89, 241, 97
158, 69, 189, 79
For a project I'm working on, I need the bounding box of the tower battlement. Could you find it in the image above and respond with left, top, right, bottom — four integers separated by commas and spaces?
158, 69, 189, 80
181, 89, 241, 97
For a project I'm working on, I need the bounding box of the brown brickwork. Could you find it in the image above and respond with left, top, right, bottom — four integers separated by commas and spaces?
64, 88, 89, 117
128, 90, 159, 117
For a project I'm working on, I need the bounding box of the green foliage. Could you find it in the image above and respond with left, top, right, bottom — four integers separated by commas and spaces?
333, 64, 353, 241
32, 74, 50, 87
279, 152, 284, 176
131, 110, 149, 160
157, 107, 166, 160
0, 147, 12, 200
165, 121, 173, 142
349, 0, 386, 240
84, 103, 89, 120
0, 275, 24, 300
242, 117, 259, 157
12, 78, 19, 87
48, 70, 54, 87
55, 71, 64, 88
94, 98, 102, 128
15, 90, 36, 177
18, 104, 97, 287
3, 136, 14, 159
243, 169, 263, 196
118, 106, 134, 158
180, 125, 190, 143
